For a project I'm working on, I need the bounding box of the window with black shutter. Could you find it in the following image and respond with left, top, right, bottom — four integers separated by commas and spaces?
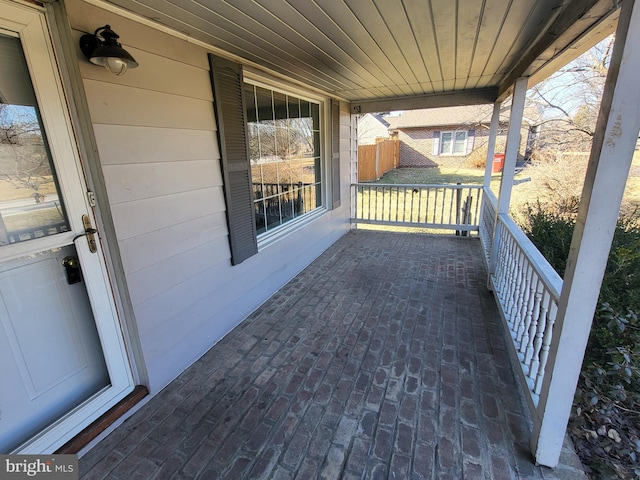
209, 55, 333, 263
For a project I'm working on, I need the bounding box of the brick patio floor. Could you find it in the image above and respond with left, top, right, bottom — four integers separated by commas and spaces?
79, 230, 586, 479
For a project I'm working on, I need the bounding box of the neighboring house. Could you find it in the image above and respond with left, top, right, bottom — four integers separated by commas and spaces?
0, 0, 634, 471
357, 113, 390, 145
362, 105, 537, 168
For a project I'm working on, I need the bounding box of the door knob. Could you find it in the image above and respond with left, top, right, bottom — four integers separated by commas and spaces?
62, 256, 82, 285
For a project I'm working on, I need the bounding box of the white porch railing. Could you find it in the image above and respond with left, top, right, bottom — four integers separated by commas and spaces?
352, 183, 483, 233
479, 188, 563, 417
479, 188, 497, 265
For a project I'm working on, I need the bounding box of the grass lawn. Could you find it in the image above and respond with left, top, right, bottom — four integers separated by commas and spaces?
371, 151, 640, 221
372, 166, 486, 185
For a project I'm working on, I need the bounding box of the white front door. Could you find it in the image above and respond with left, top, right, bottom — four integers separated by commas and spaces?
0, 1, 133, 453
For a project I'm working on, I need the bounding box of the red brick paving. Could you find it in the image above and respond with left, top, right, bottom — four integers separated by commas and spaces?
80, 230, 585, 479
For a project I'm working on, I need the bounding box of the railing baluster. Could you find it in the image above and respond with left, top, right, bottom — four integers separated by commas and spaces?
507, 247, 525, 335
515, 264, 534, 347
430, 188, 436, 224
409, 186, 415, 222
529, 290, 550, 382
496, 224, 511, 304
517, 266, 536, 358
535, 301, 558, 396
451, 187, 457, 226
493, 222, 506, 296
524, 277, 544, 367
500, 234, 515, 323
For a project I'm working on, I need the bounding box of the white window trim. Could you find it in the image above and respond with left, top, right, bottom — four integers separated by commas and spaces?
243, 72, 331, 248
439, 130, 468, 155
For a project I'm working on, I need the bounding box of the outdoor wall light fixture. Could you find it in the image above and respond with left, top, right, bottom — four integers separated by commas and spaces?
80, 25, 138, 76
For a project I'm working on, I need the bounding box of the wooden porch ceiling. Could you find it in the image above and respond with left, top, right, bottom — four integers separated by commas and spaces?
104, 0, 619, 112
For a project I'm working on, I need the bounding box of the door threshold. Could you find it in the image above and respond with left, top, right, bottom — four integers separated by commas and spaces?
55, 385, 148, 454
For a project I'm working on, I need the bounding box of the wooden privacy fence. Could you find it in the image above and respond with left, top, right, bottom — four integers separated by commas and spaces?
358, 138, 399, 181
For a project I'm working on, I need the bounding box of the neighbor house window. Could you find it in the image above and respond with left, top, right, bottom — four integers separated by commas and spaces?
440, 131, 467, 155
244, 83, 323, 235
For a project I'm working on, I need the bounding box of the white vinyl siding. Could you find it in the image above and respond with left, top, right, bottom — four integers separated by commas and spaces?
69, 0, 351, 394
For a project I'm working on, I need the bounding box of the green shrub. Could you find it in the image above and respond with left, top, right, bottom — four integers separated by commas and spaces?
520, 203, 640, 478
520, 201, 575, 276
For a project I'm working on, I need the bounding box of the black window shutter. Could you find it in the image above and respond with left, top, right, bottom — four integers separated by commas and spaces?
331, 99, 341, 209
209, 54, 257, 265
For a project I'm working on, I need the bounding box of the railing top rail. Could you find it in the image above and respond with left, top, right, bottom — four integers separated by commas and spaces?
497, 213, 563, 300
354, 183, 483, 189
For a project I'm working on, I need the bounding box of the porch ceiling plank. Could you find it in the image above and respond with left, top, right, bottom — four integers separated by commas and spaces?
495, 0, 567, 74
464, 0, 513, 89
200, 0, 377, 89
524, 4, 619, 85
335, 0, 423, 94
247, 0, 391, 93
125, 0, 367, 93
305, 0, 403, 89
371, 0, 434, 88
402, 1, 443, 89
455, 0, 486, 90
429, 0, 457, 91
98, 0, 621, 104
497, 0, 617, 99
481, 0, 558, 88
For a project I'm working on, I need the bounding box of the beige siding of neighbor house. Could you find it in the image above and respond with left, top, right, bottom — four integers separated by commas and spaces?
66, 0, 351, 393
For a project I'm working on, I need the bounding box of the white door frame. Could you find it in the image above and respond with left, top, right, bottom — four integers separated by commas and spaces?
1, 0, 134, 454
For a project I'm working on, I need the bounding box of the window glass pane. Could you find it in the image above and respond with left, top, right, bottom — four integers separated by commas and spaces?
287, 96, 300, 119
247, 122, 260, 163
247, 84, 323, 235
244, 84, 258, 123
440, 132, 452, 154
299, 100, 310, 118
453, 131, 466, 154
254, 200, 267, 235
0, 34, 69, 246
265, 195, 282, 230
252, 163, 264, 199
290, 157, 304, 186
303, 184, 319, 213
255, 87, 273, 122
272, 91, 287, 159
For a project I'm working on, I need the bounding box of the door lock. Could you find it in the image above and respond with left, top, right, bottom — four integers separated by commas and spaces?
62, 256, 82, 285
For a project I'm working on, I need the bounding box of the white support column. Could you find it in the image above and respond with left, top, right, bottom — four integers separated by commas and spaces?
496, 77, 527, 214
483, 101, 502, 189
488, 77, 528, 275
532, 0, 640, 467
